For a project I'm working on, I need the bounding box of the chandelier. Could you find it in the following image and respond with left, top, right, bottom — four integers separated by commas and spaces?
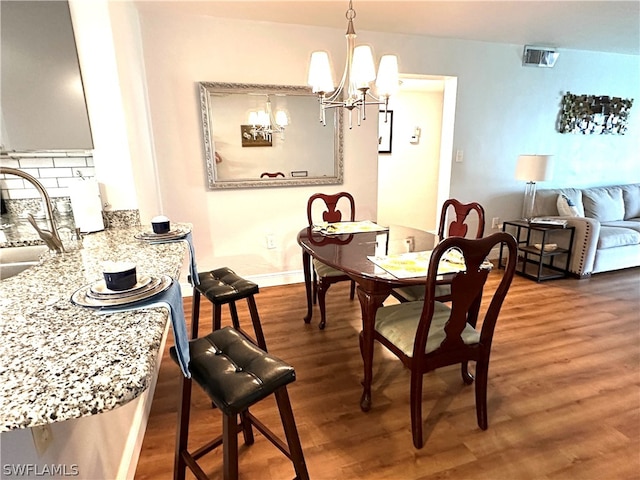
307, 0, 399, 128
247, 95, 289, 142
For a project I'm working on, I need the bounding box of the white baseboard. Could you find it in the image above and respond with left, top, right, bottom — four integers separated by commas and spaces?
245, 270, 305, 288
179, 270, 304, 294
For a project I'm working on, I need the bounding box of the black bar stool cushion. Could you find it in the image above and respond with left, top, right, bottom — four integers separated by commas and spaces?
170, 327, 295, 416
195, 267, 259, 305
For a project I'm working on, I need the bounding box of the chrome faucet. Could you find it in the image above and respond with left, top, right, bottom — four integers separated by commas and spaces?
0, 167, 64, 252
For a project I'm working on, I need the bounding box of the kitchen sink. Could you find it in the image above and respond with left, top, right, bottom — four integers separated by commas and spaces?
0, 245, 48, 279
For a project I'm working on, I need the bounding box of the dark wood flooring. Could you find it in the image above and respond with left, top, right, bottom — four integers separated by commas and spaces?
135, 268, 640, 479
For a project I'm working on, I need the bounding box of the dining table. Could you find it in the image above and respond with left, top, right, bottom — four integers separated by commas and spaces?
297, 223, 445, 412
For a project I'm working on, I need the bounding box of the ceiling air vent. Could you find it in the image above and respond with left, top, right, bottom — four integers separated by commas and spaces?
522, 46, 559, 68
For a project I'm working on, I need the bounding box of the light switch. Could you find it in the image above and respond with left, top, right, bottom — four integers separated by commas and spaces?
455, 150, 464, 163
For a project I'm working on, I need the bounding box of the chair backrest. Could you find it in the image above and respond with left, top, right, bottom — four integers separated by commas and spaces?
307, 192, 356, 225
413, 232, 517, 359
438, 199, 485, 240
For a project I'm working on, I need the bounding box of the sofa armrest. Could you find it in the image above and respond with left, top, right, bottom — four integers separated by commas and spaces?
559, 216, 600, 277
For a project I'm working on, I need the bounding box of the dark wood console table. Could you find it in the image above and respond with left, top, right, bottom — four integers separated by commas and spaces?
499, 219, 575, 281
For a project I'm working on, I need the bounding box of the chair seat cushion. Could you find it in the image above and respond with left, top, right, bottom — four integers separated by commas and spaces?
392, 284, 452, 302
312, 258, 347, 278
375, 301, 480, 357
170, 327, 295, 415
195, 267, 259, 304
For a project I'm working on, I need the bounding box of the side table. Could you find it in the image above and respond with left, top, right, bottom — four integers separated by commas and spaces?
499, 220, 575, 281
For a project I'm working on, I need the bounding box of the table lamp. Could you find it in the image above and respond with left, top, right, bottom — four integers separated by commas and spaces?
515, 154, 553, 221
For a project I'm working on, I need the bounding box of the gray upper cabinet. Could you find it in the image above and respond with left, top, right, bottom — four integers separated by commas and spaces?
0, 1, 93, 152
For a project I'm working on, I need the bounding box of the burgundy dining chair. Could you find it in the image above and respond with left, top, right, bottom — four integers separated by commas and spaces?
392, 198, 485, 303
369, 232, 517, 448
306, 192, 356, 329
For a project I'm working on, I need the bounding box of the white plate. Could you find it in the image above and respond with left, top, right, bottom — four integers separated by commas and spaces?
134, 228, 188, 242
90, 275, 152, 296
71, 275, 172, 308
86, 276, 161, 300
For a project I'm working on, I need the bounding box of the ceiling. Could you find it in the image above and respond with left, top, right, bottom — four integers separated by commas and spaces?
136, 1, 640, 55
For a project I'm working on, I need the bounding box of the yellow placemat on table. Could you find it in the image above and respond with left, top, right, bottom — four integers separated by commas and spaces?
316, 220, 389, 235
368, 249, 492, 279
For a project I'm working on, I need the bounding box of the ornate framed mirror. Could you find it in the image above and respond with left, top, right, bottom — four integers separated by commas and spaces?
199, 82, 344, 189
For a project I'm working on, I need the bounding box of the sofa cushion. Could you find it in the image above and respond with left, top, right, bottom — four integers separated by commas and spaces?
583, 187, 625, 222
597, 226, 640, 249
602, 220, 640, 235
557, 194, 582, 217
621, 184, 640, 220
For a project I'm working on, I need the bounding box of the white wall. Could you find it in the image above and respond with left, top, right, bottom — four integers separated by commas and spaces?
77, 5, 639, 285
69, 0, 139, 211
378, 87, 444, 232
131, 11, 380, 284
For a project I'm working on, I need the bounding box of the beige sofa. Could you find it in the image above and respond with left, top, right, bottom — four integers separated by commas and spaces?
532, 183, 640, 277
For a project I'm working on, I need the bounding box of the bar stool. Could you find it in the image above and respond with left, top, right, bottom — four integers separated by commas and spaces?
170, 327, 309, 480
192, 267, 266, 350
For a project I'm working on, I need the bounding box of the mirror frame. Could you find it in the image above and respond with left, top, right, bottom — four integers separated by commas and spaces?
199, 82, 344, 189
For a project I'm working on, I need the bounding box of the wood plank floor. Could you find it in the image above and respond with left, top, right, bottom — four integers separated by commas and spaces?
135, 268, 640, 480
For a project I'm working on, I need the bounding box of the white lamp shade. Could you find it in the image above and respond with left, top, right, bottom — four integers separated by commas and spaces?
275, 110, 289, 127
308, 51, 335, 94
515, 155, 553, 182
351, 45, 376, 88
248, 111, 259, 125
375, 55, 399, 98
256, 110, 269, 127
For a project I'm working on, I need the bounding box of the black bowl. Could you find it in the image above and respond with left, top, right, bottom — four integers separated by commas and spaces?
103, 266, 137, 291
151, 219, 171, 234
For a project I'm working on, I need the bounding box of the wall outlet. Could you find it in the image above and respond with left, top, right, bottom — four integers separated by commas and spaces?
32, 424, 53, 455
265, 234, 276, 249
491, 217, 500, 229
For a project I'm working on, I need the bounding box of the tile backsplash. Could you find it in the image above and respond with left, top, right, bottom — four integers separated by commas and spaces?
0, 153, 95, 200
1, 153, 142, 232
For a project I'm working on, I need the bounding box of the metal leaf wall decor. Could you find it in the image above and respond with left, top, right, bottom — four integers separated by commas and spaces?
558, 92, 633, 135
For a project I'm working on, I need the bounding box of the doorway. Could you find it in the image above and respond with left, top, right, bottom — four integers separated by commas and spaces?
377, 74, 457, 232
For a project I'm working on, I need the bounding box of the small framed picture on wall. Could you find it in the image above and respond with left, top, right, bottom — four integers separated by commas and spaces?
378, 110, 393, 154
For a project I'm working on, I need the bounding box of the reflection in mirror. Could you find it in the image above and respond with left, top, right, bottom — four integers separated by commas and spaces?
199, 83, 343, 189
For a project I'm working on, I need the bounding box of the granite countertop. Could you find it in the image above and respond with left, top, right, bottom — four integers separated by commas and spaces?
0, 225, 189, 431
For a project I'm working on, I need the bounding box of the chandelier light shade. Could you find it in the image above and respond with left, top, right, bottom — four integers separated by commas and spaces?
307, 0, 399, 128
375, 55, 400, 98
308, 51, 335, 93
248, 95, 288, 142
515, 154, 553, 220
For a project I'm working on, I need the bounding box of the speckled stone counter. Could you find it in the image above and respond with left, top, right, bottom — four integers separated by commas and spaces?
0, 225, 188, 431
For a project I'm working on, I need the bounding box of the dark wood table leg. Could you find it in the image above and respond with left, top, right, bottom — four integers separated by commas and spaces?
357, 283, 390, 412
302, 249, 313, 324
